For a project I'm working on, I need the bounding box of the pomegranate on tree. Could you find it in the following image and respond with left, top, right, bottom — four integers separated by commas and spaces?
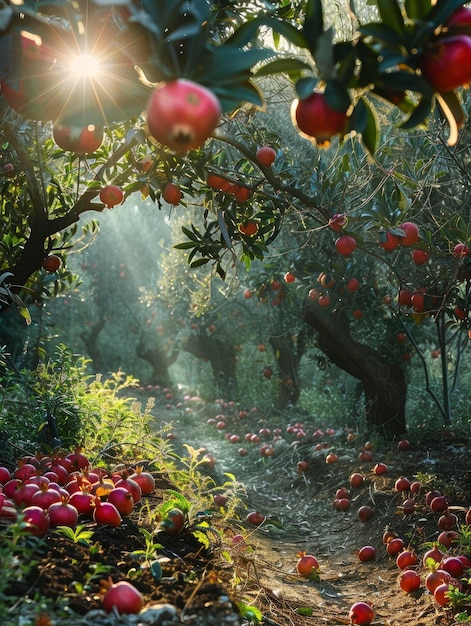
146, 79, 222, 152
52, 124, 104, 156
256, 146, 277, 166
162, 182, 182, 205
99, 185, 124, 209
42, 255, 62, 272
291, 90, 348, 146
420, 35, 471, 92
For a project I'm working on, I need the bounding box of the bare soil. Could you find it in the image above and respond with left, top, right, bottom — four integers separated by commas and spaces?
3, 388, 471, 626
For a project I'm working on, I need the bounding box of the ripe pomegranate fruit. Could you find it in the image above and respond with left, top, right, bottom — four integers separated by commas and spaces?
99, 185, 124, 208
256, 146, 277, 166
42, 255, 62, 272
379, 230, 400, 251
399, 221, 420, 246
102, 579, 143, 614
349, 601, 375, 625
296, 552, 320, 578
453, 242, 469, 257
412, 249, 429, 265
291, 90, 348, 146
446, 6, 471, 28
399, 569, 421, 593
146, 79, 221, 152
329, 213, 347, 231
162, 182, 182, 205
52, 124, 104, 155
420, 35, 471, 92
335, 235, 357, 256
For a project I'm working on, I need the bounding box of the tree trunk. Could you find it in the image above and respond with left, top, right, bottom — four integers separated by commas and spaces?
183, 332, 238, 399
303, 299, 407, 439
269, 330, 306, 409
136, 334, 179, 386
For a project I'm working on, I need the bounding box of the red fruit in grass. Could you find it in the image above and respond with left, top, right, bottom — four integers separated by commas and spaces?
256, 146, 277, 166
358, 450, 373, 462
394, 476, 410, 492
434, 583, 451, 607
146, 79, 222, 152
358, 546, 376, 562
350, 473, 364, 488
69, 490, 94, 518
296, 552, 320, 578
129, 467, 155, 496
335, 235, 357, 256
465, 508, 471, 525
213, 493, 228, 507
22, 505, 50, 537
437, 530, 459, 548
438, 511, 458, 530
440, 556, 465, 578
399, 222, 419, 246
0, 467, 11, 484
291, 91, 348, 146
13, 482, 39, 508
246, 511, 266, 526
53, 124, 104, 155
14, 463, 38, 481
412, 249, 430, 265
423, 547, 445, 567
397, 438, 411, 451
297, 461, 309, 473
42, 255, 62, 272
3, 478, 22, 499
93, 500, 122, 527
160, 508, 186, 535
420, 35, 471, 92
358, 506, 373, 522
399, 569, 421, 593
396, 550, 419, 570
382, 529, 397, 544
430, 495, 448, 513
102, 579, 143, 614
335, 487, 350, 500
329, 213, 348, 232
386, 538, 405, 556
99, 185, 124, 209
31, 485, 61, 510
425, 490, 442, 506
402, 498, 416, 515
333, 498, 351, 512
115, 477, 142, 503
326, 452, 339, 464
65, 448, 89, 471
107, 487, 134, 516
162, 182, 182, 205
373, 463, 388, 476
425, 569, 451, 594
410, 481, 421, 495
48, 497, 79, 528
349, 601, 375, 625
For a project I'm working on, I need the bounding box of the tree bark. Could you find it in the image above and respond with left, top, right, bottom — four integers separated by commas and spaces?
303, 299, 407, 439
136, 334, 179, 387
183, 331, 238, 399
269, 330, 306, 409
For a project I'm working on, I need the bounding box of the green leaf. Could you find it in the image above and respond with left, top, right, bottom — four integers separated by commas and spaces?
294, 76, 318, 99
400, 96, 434, 130
255, 58, 312, 78
313, 27, 335, 79
302, 0, 324, 54
358, 22, 404, 47
376, 0, 405, 33
190, 258, 210, 268
404, 0, 433, 21
325, 79, 351, 113
237, 602, 263, 625
295, 607, 314, 616
349, 98, 378, 154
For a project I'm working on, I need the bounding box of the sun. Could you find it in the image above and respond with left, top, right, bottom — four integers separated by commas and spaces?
69, 53, 101, 79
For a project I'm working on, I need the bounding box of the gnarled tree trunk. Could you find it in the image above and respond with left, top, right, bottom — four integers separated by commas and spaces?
303, 299, 407, 439
269, 329, 307, 409
137, 333, 179, 387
